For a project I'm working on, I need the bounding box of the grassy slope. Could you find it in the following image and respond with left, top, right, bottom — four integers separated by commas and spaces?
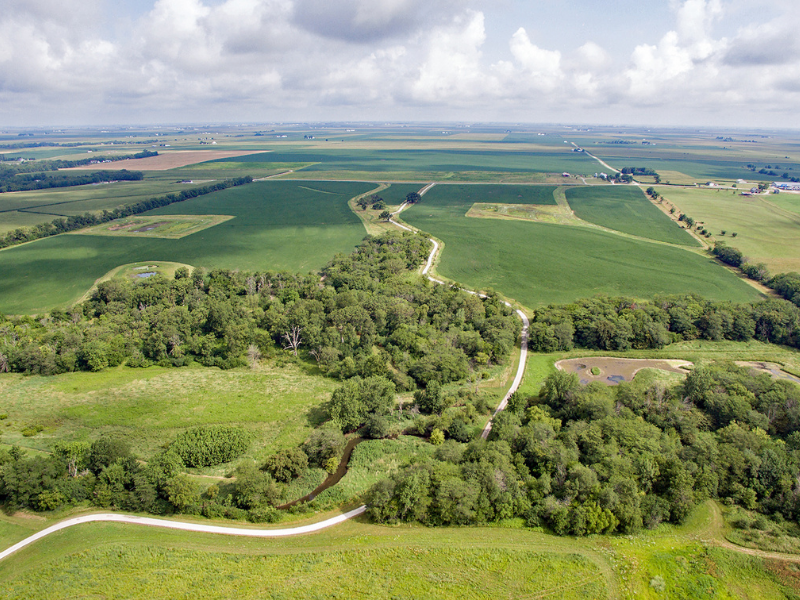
0, 180, 374, 314
402, 184, 761, 306
566, 185, 700, 246
0, 361, 337, 467
660, 187, 800, 272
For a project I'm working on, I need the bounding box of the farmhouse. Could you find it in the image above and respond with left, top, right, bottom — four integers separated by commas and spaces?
773, 181, 800, 191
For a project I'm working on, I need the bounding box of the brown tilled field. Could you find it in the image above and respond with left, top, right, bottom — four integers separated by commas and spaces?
61, 150, 269, 171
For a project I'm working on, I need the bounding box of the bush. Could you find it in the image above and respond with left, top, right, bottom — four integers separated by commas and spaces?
262, 448, 308, 482
233, 463, 280, 509
21, 424, 43, 437
171, 426, 252, 467
429, 428, 445, 446
247, 506, 280, 523
363, 414, 390, 439
303, 426, 346, 467
446, 418, 472, 443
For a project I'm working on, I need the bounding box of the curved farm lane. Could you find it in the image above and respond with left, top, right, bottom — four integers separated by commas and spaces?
388, 184, 530, 439
697, 502, 800, 563
0, 506, 367, 563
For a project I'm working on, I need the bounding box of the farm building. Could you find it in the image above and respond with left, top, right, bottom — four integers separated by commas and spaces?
773, 181, 800, 191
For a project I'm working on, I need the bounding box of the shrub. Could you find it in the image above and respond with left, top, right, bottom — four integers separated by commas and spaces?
429, 428, 445, 446
262, 447, 308, 482
171, 425, 252, 467
21, 424, 43, 437
362, 414, 390, 439
303, 426, 346, 467
233, 463, 280, 509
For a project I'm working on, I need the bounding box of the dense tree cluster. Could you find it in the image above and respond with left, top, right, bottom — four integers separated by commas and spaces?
0, 432, 288, 521
0, 169, 144, 193
0, 232, 520, 395
355, 194, 386, 211
367, 363, 800, 535
528, 294, 800, 352
0, 176, 252, 250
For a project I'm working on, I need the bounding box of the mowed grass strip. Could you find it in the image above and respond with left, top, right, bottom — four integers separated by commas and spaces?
565, 186, 700, 246
0, 180, 374, 314
0, 361, 336, 464
661, 186, 800, 272
402, 184, 762, 306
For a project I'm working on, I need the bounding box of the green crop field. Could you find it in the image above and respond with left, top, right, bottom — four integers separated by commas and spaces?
660, 187, 800, 272
0, 179, 202, 234
0, 361, 336, 467
212, 148, 599, 174
0, 180, 375, 314
565, 186, 700, 246
401, 184, 762, 306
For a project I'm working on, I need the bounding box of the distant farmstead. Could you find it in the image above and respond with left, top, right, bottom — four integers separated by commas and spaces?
773, 181, 800, 191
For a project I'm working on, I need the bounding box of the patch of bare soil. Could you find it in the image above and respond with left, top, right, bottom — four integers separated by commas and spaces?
60, 150, 269, 171
555, 357, 693, 385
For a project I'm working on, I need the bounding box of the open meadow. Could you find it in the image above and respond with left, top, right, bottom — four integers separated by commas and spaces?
401, 184, 761, 306
658, 187, 800, 273
0, 362, 337, 464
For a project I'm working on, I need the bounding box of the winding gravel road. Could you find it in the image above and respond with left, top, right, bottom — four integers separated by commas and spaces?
389, 183, 530, 439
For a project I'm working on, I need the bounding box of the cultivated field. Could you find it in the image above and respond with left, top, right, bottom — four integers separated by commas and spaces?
565, 186, 699, 246
0, 180, 375, 314
401, 184, 762, 306
211, 147, 599, 175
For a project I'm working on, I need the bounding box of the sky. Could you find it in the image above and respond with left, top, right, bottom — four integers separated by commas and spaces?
0, 0, 798, 128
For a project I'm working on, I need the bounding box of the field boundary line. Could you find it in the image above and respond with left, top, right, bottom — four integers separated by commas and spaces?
0, 506, 367, 562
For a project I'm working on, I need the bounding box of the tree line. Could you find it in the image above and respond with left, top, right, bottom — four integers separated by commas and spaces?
712, 243, 800, 309
0, 176, 253, 250
526, 293, 799, 353
0, 169, 144, 193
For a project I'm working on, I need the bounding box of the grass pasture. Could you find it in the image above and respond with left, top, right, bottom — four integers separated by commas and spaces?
401, 184, 762, 307
0, 361, 336, 467
0, 180, 375, 314
660, 187, 800, 272
565, 186, 700, 246
0, 526, 609, 600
